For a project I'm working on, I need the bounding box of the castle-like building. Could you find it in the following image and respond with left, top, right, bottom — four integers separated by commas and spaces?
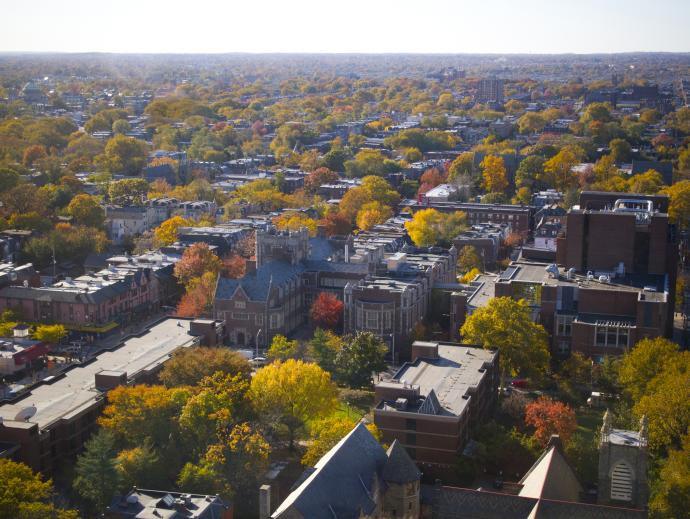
213, 226, 457, 360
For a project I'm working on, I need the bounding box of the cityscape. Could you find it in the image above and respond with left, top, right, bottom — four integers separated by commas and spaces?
0, 2, 689, 518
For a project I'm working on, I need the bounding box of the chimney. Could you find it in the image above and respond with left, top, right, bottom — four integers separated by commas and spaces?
245, 259, 257, 275
259, 484, 271, 519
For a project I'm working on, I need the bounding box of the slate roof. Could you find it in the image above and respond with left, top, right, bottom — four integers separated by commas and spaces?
215, 260, 305, 302
382, 440, 421, 484
272, 423, 389, 519
302, 259, 370, 274
518, 436, 582, 502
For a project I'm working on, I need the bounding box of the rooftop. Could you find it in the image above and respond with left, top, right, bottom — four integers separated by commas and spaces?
0, 319, 198, 430
377, 343, 496, 418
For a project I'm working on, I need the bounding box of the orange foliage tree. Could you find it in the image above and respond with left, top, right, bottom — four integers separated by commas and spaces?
174, 243, 222, 288
524, 397, 577, 446
222, 254, 246, 279
176, 271, 217, 318
320, 212, 352, 236
310, 292, 344, 330
304, 167, 339, 195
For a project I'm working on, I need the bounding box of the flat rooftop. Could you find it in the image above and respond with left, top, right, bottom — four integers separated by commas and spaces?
378, 344, 496, 418
0, 319, 198, 430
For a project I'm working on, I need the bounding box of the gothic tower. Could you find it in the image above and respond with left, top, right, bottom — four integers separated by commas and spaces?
597, 411, 648, 509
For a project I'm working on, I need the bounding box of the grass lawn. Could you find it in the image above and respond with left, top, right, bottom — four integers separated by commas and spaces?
576, 406, 603, 442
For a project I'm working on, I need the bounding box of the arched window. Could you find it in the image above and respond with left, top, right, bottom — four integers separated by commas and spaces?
611, 461, 633, 501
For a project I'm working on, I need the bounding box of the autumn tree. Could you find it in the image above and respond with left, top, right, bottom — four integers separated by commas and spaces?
273, 212, 318, 236
303, 416, 380, 467
320, 211, 352, 236
458, 245, 482, 273
116, 441, 167, 490
174, 242, 222, 288
250, 359, 338, 448
481, 155, 509, 194
33, 324, 67, 344
618, 337, 680, 401
524, 397, 577, 446
266, 335, 302, 361
661, 180, 690, 231
304, 167, 339, 195
221, 253, 246, 279
98, 384, 191, 446
67, 193, 105, 228
22, 144, 48, 167
0, 458, 78, 519
159, 347, 251, 387
73, 430, 121, 512
650, 433, 690, 519
460, 297, 550, 384
154, 215, 194, 246
176, 271, 217, 317
544, 148, 579, 191
99, 134, 148, 175
405, 208, 467, 247
448, 152, 474, 181
335, 332, 388, 388
310, 292, 344, 330
356, 201, 392, 230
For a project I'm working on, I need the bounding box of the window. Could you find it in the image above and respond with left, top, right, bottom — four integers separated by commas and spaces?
255, 314, 263, 325
232, 313, 249, 320
557, 341, 570, 355
610, 461, 633, 501
270, 314, 281, 330
234, 301, 246, 309
595, 325, 630, 348
556, 314, 574, 336
365, 311, 379, 330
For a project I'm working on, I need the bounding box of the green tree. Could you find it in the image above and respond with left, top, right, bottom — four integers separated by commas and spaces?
108, 178, 149, 204
609, 138, 632, 163
0, 459, 78, 519
116, 441, 167, 490
460, 297, 550, 384
309, 328, 343, 374
515, 155, 546, 191
250, 359, 337, 448
447, 152, 474, 181
159, 347, 251, 387
335, 332, 388, 388
74, 430, 121, 511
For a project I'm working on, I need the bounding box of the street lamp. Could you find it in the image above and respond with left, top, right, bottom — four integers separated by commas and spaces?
255, 328, 262, 359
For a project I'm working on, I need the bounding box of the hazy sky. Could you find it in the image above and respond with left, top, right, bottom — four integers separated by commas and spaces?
3, 0, 689, 54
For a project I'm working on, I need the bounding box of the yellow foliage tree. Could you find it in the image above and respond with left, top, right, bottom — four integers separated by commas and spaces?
480, 155, 509, 193
273, 212, 318, 236
356, 201, 392, 230
154, 216, 194, 246
405, 208, 467, 247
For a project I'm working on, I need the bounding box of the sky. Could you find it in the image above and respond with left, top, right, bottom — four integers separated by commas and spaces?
2, 0, 690, 54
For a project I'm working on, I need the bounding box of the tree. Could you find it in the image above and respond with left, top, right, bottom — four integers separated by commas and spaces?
0, 458, 78, 519
405, 208, 467, 247
609, 138, 632, 163
356, 201, 392, 230
159, 347, 251, 387
524, 397, 577, 446
480, 155, 509, 193
618, 337, 680, 401
458, 245, 482, 273
267, 335, 302, 361
515, 155, 546, 191
518, 112, 546, 134
662, 181, 690, 230
116, 441, 167, 490
448, 152, 474, 181
222, 254, 246, 279
273, 212, 318, 236
304, 167, 339, 195
176, 271, 217, 317
174, 242, 222, 288
98, 384, 190, 446
22, 144, 48, 167
544, 148, 579, 191
112, 119, 131, 135
100, 134, 148, 175
249, 359, 337, 449
303, 415, 380, 467
309, 328, 343, 374
154, 216, 194, 246
650, 433, 690, 519
628, 170, 663, 194
320, 211, 352, 236
108, 178, 149, 204
310, 292, 344, 330
67, 193, 105, 228
33, 324, 67, 344
460, 297, 550, 384
73, 430, 121, 512
335, 332, 388, 388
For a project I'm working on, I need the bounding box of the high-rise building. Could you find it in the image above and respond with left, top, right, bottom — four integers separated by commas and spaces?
476, 78, 504, 104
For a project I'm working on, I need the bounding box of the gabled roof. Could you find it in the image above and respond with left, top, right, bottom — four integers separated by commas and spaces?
383, 440, 421, 484
215, 260, 305, 302
272, 423, 388, 519
518, 436, 582, 502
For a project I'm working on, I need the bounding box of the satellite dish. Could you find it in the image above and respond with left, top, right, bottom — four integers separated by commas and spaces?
126, 495, 139, 505
14, 405, 37, 422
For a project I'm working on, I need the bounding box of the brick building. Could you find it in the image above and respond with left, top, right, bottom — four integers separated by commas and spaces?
374, 341, 499, 468
0, 319, 200, 474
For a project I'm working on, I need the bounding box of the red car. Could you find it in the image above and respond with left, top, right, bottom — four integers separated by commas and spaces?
510, 378, 529, 389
